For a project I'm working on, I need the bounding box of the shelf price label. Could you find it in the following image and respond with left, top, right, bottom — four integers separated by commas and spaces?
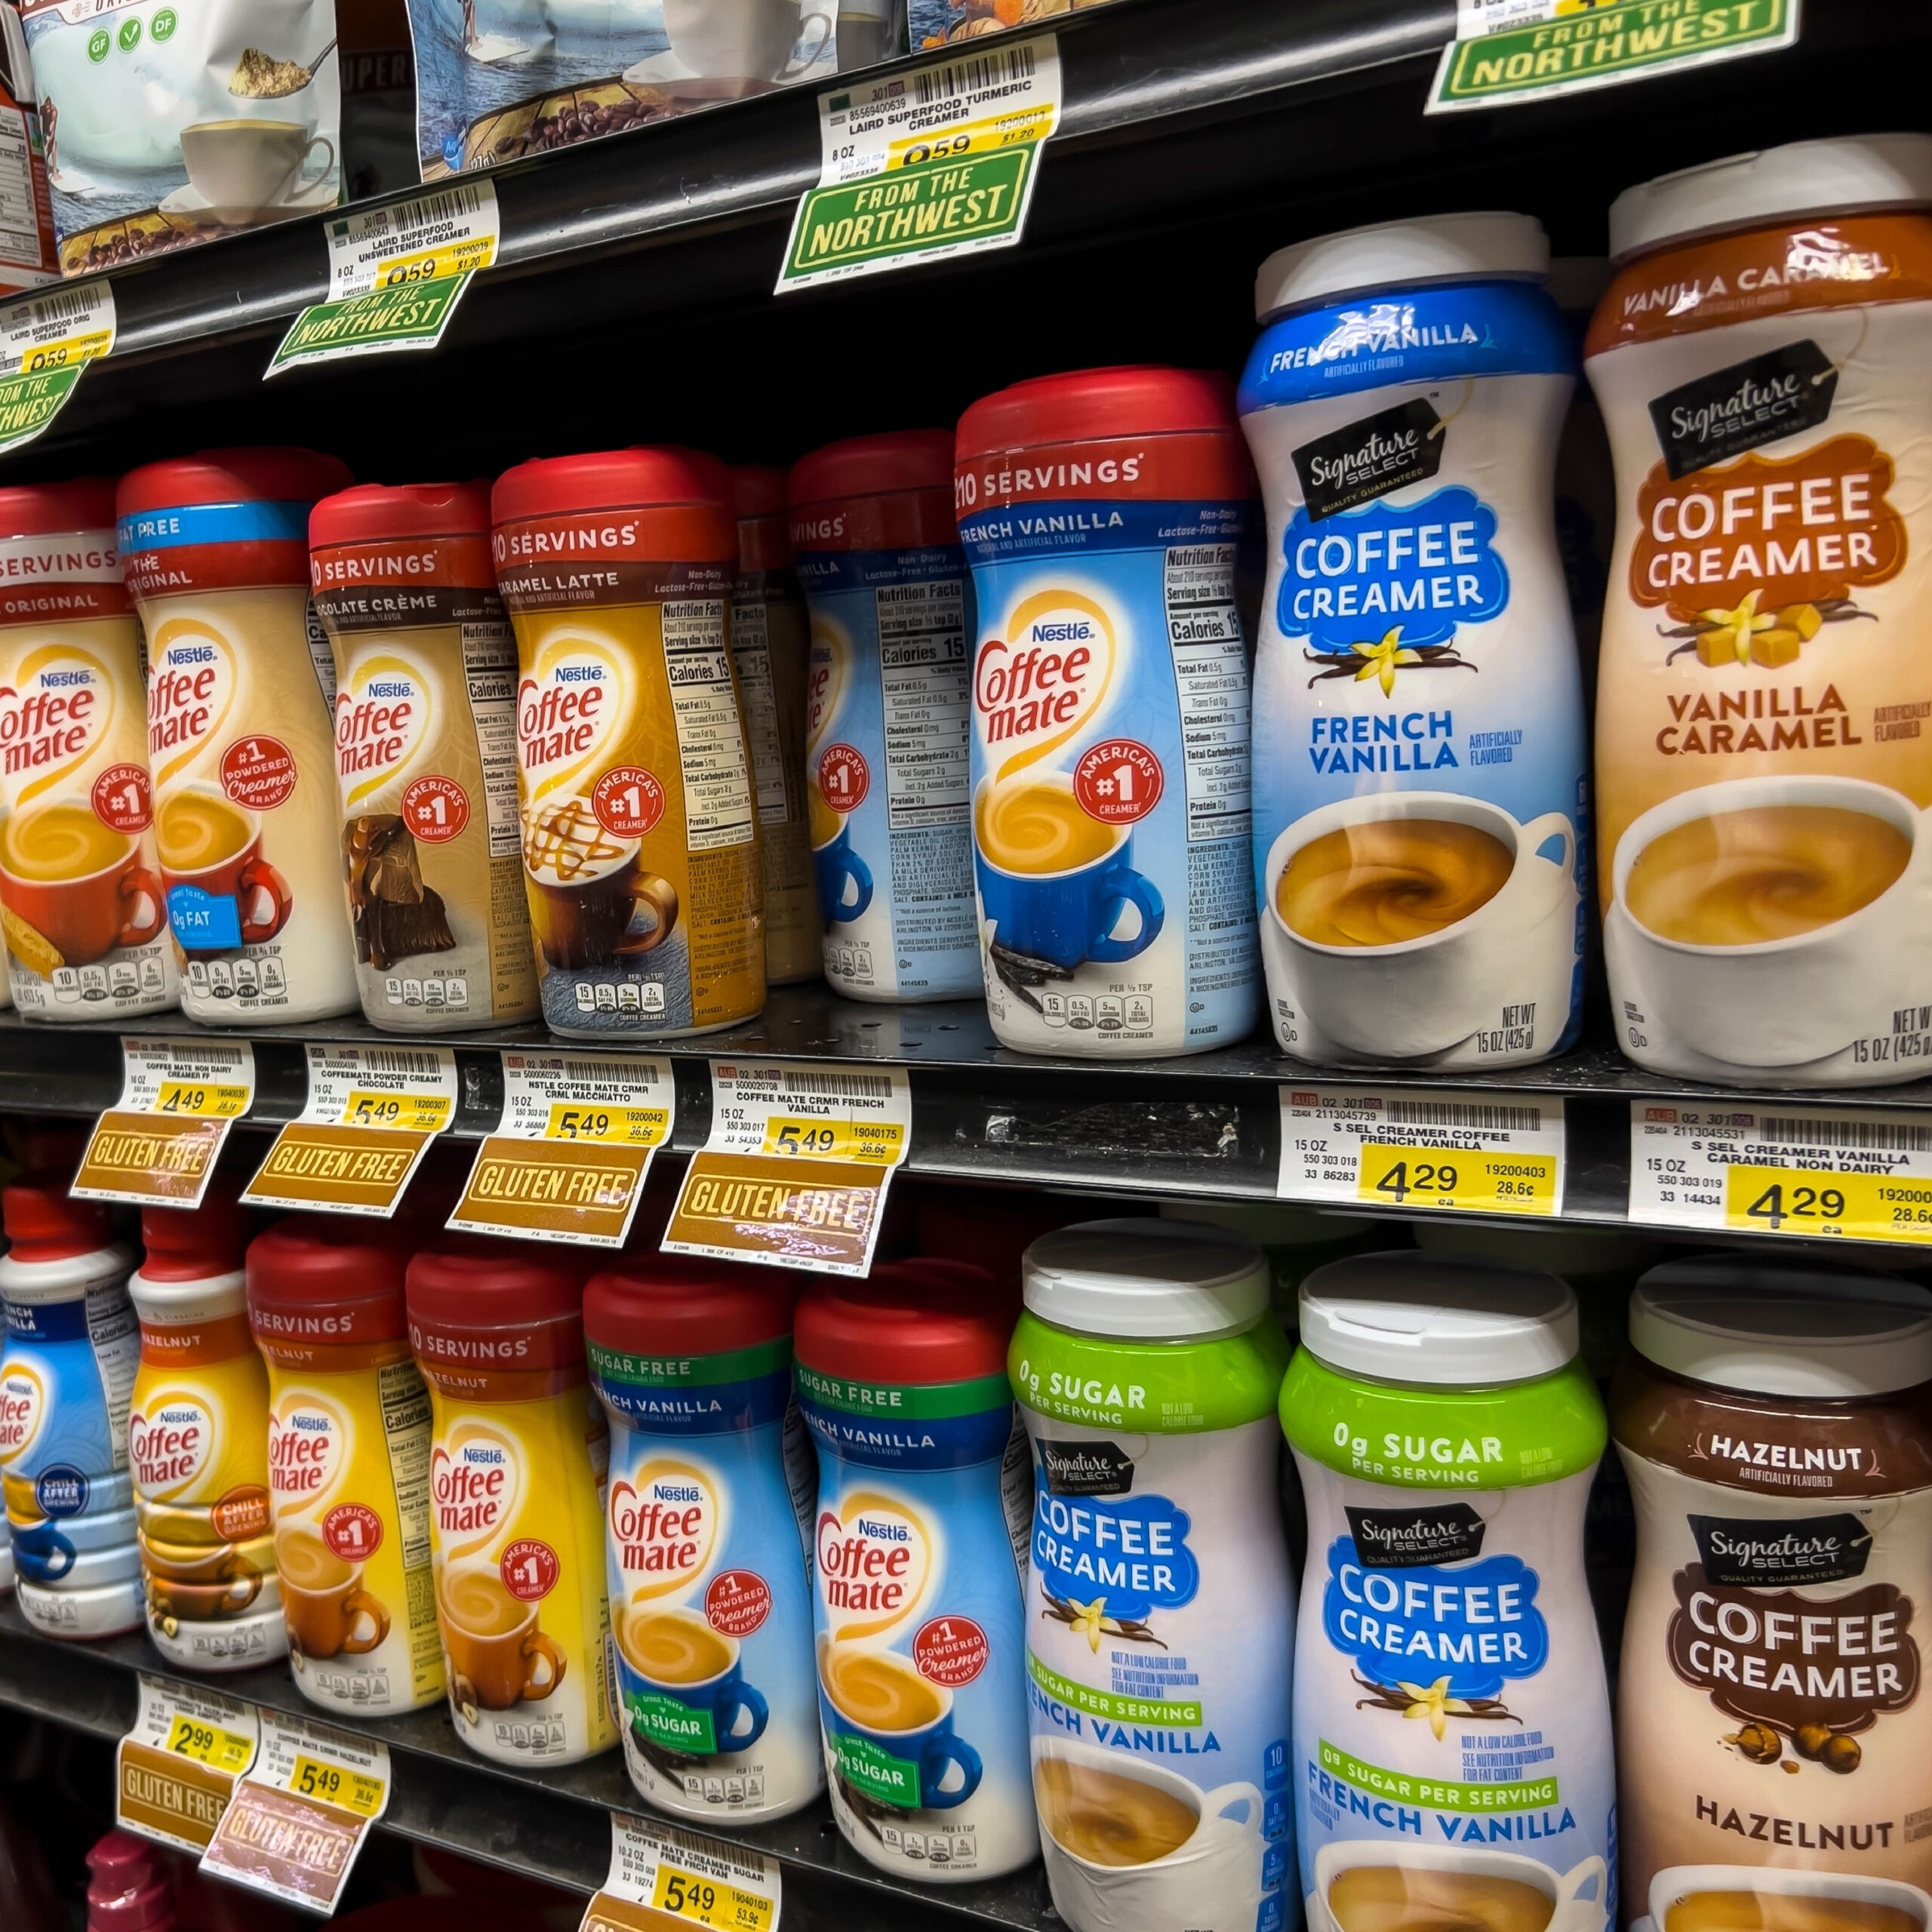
450, 1051, 675, 1247
116, 1676, 260, 1854
200, 1711, 389, 1915
664, 1060, 911, 1275
1278, 1085, 1566, 1217
1629, 1100, 1932, 1246
0, 279, 115, 456
74, 1038, 257, 1208
580, 1814, 780, 1932
777, 35, 1060, 292
243, 1044, 457, 1217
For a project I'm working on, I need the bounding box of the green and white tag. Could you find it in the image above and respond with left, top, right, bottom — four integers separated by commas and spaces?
268, 182, 500, 376
0, 279, 114, 454
777, 35, 1060, 292
1427, 0, 1798, 112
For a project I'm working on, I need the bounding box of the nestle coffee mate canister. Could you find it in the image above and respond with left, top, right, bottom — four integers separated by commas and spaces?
493, 450, 765, 1038
309, 484, 540, 1032
118, 449, 359, 1025
408, 1236, 616, 1766
0, 482, 175, 1020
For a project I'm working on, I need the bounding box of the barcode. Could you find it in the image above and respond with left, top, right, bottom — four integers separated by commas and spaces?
1386, 1100, 1545, 1133
914, 43, 1035, 103
383, 184, 487, 245
10, 285, 99, 334
780, 1069, 897, 1100
353, 1048, 446, 1078
1760, 1116, 1932, 1152
557, 1058, 658, 1088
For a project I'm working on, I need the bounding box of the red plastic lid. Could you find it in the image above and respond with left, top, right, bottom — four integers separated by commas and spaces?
309, 481, 491, 549
789, 430, 955, 509
245, 1215, 412, 1346
955, 367, 1238, 461
2, 1172, 110, 1263
584, 1253, 800, 1358
138, 1177, 245, 1282
491, 447, 731, 525
118, 448, 352, 519
795, 1259, 1008, 1386
85, 1831, 174, 1932
0, 478, 118, 537
732, 465, 787, 521
407, 1235, 591, 1371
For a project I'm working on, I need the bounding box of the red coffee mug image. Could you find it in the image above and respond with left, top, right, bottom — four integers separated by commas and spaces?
155, 789, 292, 952
0, 803, 165, 968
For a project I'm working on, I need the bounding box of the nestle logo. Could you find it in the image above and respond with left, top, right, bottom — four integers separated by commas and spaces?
1029, 621, 1093, 642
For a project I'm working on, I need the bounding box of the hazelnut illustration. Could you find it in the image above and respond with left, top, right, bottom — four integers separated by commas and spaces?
1794, 1722, 1833, 1761
1822, 1734, 1862, 1776
1732, 1723, 1782, 1764
1783, 1761, 1800, 1775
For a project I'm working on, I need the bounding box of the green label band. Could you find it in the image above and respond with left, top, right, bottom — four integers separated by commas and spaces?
1010, 1312, 1289, 1435
589, 1334, 791, 1389
1027, 1651, 1203, 1729
832, 1731, 921, 1809
626, 1689, 716, 1756
1319, 1737, 1558, 1814
795, 1363, 1011, 1420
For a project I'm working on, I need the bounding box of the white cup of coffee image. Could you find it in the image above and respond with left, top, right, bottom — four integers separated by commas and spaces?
662, 0, 832, 80
1647, 1863, 1932, 1932
1310, 1840, 1609, 1932
1605, 772, 1932, 1071
1262, 791, 1578, 1059
179, 120, 334, 222
1032, 1736, 1265, 1931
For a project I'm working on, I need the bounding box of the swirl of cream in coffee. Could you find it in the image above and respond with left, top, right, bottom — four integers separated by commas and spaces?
1278, 819, 1513, 946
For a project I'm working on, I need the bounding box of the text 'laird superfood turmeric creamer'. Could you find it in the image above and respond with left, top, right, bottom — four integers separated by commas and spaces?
248, 1216, 445, 1715
494, 449, 764, 1039
119, 448, 359, 1026
0, 481, 174, 1020
1589, 135, 1932, 1087
408, 1236, 615, 1766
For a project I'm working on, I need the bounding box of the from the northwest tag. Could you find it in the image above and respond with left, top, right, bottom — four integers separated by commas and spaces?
664, 1060, 910, 1275
1278, 1084, 1565, 1217
74, 1038, 257, 1208
116, 1675, 260, 1854
777, 35, 1059, 292
579, 1812, 781, 1932
0, 279, 115, 454
242, 1044, 456, 1217
450, 1051, 674, 1247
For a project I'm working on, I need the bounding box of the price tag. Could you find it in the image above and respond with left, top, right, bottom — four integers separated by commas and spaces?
578, 1814, 780, 1932
777, 36, 1060, 292
1630, 1099, 1932, 1245
243, 1044, 456, 1217
450, 1051, 675, 1247
1278, 1084, 1566, 1217
664, 1060, 910, 1275
0, 279, 115, 455
115, 1675, 260, 1854
200, 1711, 389, 1915
73, 1038, 257, 1207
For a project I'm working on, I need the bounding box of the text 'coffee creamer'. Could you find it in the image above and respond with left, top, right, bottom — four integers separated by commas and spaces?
791, 432, 980, 1002
247, 1216, 445, 1715
1012, 1221, 1294, 1932
0, 481, 174, 1019
1241, 214, 1589, 1069
957, 369, 1260, 1056
408, 1236, 615, 1767
585, 1255, 823, 1823
1589, 136, 1932, 1086
1613, 1263, 1932, 1928
494, 449, 764, 1038
118, 448, 359, 1026
310, 483, 539, 1032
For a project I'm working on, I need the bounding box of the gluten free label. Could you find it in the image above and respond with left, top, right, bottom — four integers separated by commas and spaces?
75, 1038, 257, 1208
115, 1676, 260, 1854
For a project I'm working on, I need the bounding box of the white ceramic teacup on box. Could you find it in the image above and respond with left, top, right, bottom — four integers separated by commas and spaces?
661, 0, 832, 81
180, 120, 333, 220
1647, 1864, 1932, 1932
1310, 1840, 1610, 1932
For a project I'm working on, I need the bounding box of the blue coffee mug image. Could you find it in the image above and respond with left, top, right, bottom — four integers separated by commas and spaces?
818, 1653, 983, 1809
618, 1611, 769, 1754
976, 826, 1164, 971
813, 820, 873, 924
11, 1518, 75, 1582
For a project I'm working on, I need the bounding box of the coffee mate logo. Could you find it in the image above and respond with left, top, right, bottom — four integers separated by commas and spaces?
128, 1392, 215, 1500
805, 615, 849, 755
268, 1393, 349, 1512
974, 589, 1115, 783
0, 644, 113, 808
431, 1420, 521, 1557
148, 617, 238, 787
518, 629, 632, 809
817, 1490, 935, 1641
610, 1460, 721, 1598
0, 1358, 45, 1463
337, 649, 435, 809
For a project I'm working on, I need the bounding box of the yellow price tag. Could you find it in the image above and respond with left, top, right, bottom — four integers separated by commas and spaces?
164, 1712, 255, 1774
649, 1864, 775, 1932
1724, 1164, 1932, 1244
760, 1115, 905, 1163
1355, 1142, 1558, 1217
155, 1081, 251, 1120
20, 329, 110, 372
288, 1754, 386, 1817
342, 1090, 453, 1134
883, 103, 1054, 170
374, 236, 495, 287
543, 1103, 669, 1146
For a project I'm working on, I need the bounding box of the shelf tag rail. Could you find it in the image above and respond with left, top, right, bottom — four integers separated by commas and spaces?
115, 1675, 260, 1854
73, 1037, 257, 1208
580, 1813, 781, 1932
1278, 1084, 1567, 1217
242, 1043, 456, 1217
0, 279, 115, 455
664, 1059, 910, 1275
449, 1050, 674, 1247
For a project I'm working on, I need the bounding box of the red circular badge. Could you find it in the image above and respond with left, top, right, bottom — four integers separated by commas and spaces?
220, 735, 297, 811
705, 1569, 772, 1638
400, 774, 469, 844
322, 1503, 384, 1563
913, 1615, 989, 1687
91, 763, 152, 833
500, 1538, 559, 1602
211, 1485, 270, 1543
817, 743, 869, 815
593, 764, 664, 838
1073, 738, 1163, 826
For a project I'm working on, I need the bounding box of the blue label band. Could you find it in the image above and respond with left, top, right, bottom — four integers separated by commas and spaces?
117, 500, 312, 555
958, 499, 1251, 562
166, 885, 242, 952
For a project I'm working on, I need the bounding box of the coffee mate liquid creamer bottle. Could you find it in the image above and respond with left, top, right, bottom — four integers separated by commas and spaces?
1240, 214, 1588, 1068
118, 449, 361, 1026
1589, 136, 1932, 1086
128, 1187, 285, 1672
1284, 1254, 1616, 1932
408, 1236, 616, 1766
309, 482, 540, 1032
956, 369, 1261, 1056
797, 1260, 1037, 1881
0, 1176, 143, 1638
0, 481, 175, 1020
789, 432, 982, 1002
493, 449, 765, 1039
247, 1216, 445, 1715
585, 1254, 823, 1823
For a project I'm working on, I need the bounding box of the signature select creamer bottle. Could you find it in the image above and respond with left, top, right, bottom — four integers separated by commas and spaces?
1011, 1219, 1294, 1932
1282, 1253, 1615, 1932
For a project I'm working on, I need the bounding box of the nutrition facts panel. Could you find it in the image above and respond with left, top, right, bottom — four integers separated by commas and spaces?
663, 599, 756, 852
1164, 543, 1251, 844
463, 623, 523, 860
876, 578, 969, 827
730, 598, 790, 822
0, 106, 42, 270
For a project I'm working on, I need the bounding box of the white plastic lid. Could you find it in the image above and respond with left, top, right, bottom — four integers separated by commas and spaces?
1414, 1219, 1662, 1281
1158, 1201, 1374, 1244
1256, 211, 1549, 321
1629, 1258, 1932, 1398
0, 1241, 134, 1303
1023, 1218, 1269, 1340
1299, 1251, 1578, 1386
1609, 134, 1932, 263
128, 1266, 247, 1326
